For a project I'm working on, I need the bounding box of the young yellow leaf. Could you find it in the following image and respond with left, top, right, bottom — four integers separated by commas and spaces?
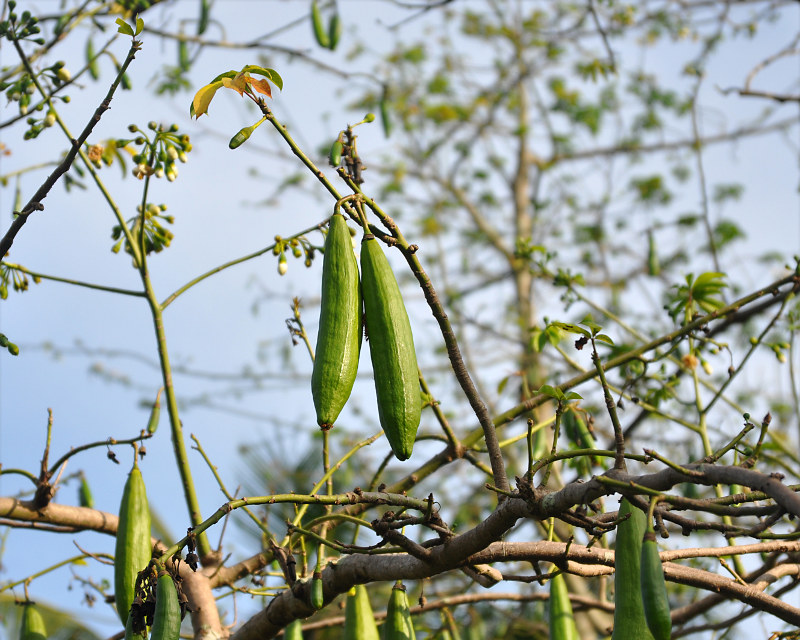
116, 18, 134, 36
191, 81, 223, 118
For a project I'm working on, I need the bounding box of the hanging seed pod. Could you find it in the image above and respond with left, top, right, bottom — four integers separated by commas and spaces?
343, 584, 380, 640
79, 472, 94, 508
150, 569, 181, 640
383, 582, 415, 640
329, 138, 343, 166
612, 499, 654, 640
284, 619, 304, 640
360, 236, 420, 461
327, 11, 342, 50
310, 0, 329, 48
86, 38, 100, 80
310, 572, 324, 610
640, 521, 671, 640
647, 230, 660, 276
549, 572, 578, 640
19, 602, 46, 640
197, 0, 209, 35
311, 214, 362, 429
114, 461, 152, 625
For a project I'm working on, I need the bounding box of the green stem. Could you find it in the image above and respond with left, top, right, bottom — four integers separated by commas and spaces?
0, 553, 106, 593
0, 262, 146, 297
191, 434, 273, 539
160, 222, 324, 309
158, 490, 430, 561
145, 296, 212, 560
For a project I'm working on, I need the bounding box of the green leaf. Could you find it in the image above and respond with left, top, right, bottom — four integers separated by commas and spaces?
551, 322, 590, 337
538, 384, 564, 401
116, 18, 134, 36
135, 16, 144, 36
595, 334, 615, 346
580, 316, 603, 334
496, 375, 509, 395
564, 391, 583, 401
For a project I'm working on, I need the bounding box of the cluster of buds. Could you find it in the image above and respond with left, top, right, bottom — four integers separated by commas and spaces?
111, 202, 175, 256
1, 59, 71, 127
122, 121, 191, 181
272, 235, 316, 276
0, 3, 45, 44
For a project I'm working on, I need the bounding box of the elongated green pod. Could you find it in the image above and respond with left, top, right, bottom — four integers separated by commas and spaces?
549, 573, 579, 640
229, 125, 255, 150
383, 582, 415, 640
647, 230, 660, 276
329, 138, 343, 167
114, 463, 152, 625
328, 12, 342, 50
311, 214, 362, 428
310, 572, 324, 610
284, 619, 304, 640
178, 39, 190, 71
641, 527, 671, 640
79, 471, 94, 508
612, 499, 654, 640
310, 0, 329, 48
360, 236, 420, 460
19, 603, 46, 640
86, 39, 99, 80
197, 0, 209, 35
150, 570, 181, 640
146, 388, 162, 434
343, 585, 380, 640
380, 96, 392, 138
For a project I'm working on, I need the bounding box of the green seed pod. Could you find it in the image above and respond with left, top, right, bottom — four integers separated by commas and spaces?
383, 582, 415, 640
380, 95, 392, 138
7, 342, 19, 356
327, 12, 342, 50
284, 619, 304, 640
310, 572, 324, 610
549, 572, 579, 640
329, 138, 343, 167
150, 570, 181, 640
343, 585, 380, 640
19, 603, 46, 640
641, 526, 671, 640
229, 124, 256, 149
114, 462, 152, 625
178, 39, 190, 71
311, 214, 362, 429
86, 39, 99, 80
647, 230, 660, 276
79, 472, 94, 508
360, 236, 421, 461
310, 0, 329, 48
612, 499, 654, 640
146, 389, 162, 434
197, 0, 210, 35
